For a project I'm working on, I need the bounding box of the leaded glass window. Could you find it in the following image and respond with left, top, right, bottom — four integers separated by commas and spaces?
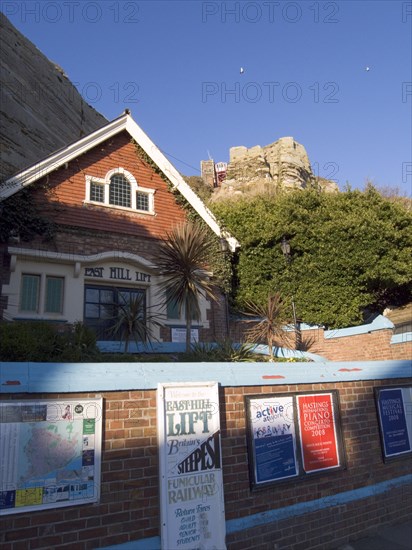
90, 181, 105, 202
109, 174, 131, 207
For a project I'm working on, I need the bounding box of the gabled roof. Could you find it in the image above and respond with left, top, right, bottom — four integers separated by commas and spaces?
0, 111, 239, 251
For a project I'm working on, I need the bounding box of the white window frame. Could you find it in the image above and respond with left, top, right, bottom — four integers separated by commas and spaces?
84, 168, 155, 215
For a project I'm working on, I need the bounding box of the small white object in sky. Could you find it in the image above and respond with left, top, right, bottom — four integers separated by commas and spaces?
240, 67, 244, 74
365, 66, 370, 71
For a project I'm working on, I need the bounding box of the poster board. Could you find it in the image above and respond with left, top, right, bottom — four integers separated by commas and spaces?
157, 382, 226, 550
375, 386, 412, 462
0, 398, 102, 515
245, 391, 345, 488
171, 328, 199, 343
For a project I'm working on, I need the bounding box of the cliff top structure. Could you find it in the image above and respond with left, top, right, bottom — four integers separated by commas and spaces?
202, 137, 338, 201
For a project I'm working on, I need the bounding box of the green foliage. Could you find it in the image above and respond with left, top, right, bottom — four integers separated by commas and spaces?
0, 321, 99, 362
156, 222, 221, 351
110, 294, 162, 353
212, 186, 412, 328
242, 292, 293, 359
178, 339, 260, 362
0, 321, 60, 361
56, 322, 100, 362
0, 189, 56, 243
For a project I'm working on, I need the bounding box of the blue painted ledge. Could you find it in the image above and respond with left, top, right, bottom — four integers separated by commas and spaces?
324, 315, 394, 339
1, 360, 411, 394
97, 341, 326, 361
391, 331, 412, 344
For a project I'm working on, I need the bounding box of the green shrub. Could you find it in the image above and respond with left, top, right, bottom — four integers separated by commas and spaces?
0, 321, 62, 361
0, 321, 99, 362
56, 322, 100, 362
178, 339, 261, 362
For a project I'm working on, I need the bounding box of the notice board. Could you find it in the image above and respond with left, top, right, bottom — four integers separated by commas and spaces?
245, 391, 345, 488
157, 381, 226, 550
375, 386, 412, 461
0, 398, 102, 515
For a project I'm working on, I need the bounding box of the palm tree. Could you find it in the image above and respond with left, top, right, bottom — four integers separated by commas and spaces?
156, 222, 221, 351
111, 293, 161, 354
242, 292, 292, 361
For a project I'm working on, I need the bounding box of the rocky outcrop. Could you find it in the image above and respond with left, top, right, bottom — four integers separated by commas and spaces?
0, 14, 107, 181
211, 137, 338, 201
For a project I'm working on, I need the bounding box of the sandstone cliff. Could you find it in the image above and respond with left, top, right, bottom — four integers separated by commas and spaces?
210, 137, 338, 201
0, 14, 107, 181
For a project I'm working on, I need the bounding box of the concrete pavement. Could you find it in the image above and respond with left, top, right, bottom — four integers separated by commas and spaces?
337, 522, 412, 550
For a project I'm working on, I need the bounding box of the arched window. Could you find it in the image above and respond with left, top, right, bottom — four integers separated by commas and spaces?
85, 168, 155, 214
109, 173, 131, 208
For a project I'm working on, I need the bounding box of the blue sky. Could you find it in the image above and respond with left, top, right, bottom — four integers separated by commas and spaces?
3, 0, 412, 194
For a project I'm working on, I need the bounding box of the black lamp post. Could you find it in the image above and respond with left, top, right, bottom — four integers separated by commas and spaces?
281, 236, 291, 260
280, 237, 301, 351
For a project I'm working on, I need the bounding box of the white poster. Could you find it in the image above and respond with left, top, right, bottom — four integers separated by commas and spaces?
171, 328, 199, 343
157, 382, 226, 550
0, 399, 102, 515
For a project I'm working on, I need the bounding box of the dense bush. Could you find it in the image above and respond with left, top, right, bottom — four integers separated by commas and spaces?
212, 185, 412, 328
0, 321, 99, 362
0, 322, 178, 362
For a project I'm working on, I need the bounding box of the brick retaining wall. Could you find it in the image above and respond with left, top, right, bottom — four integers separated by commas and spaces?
0, 361, 411, 549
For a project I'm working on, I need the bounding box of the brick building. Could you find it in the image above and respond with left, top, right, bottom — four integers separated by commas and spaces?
0, 112, 238, 347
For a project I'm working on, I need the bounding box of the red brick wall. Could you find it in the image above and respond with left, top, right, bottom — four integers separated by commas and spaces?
30, 131, 188, 239
230, 319, 412, 361
1, 378, 411, 550
307, 328, 412, 362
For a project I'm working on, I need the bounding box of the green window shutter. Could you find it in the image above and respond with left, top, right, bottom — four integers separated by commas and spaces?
20, 275, 40, 312
45, 277, 64, 313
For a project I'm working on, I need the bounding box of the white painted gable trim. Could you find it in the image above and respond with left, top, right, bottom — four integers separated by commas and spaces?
0, 114, 128, 199
8, 247, 157, 273
0, 113, 239, 251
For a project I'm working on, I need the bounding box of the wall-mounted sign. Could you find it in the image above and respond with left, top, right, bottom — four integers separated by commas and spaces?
246, 396, 299, 486
297, 393, 340, 473
0, 398, 102, 515
157, 382, 226, 550
171, 327, 199, 344
245, 391, 345, 488
375, 386, 412, 461
84, 266, 151, 283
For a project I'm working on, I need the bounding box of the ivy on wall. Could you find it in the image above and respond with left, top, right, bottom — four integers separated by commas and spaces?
211, 185, 412, 328
133, 140, 233, 295
0, 188, 56, 243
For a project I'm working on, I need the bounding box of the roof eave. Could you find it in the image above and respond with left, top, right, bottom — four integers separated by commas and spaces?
0, 112, 240, 252
0, 113, 129, 200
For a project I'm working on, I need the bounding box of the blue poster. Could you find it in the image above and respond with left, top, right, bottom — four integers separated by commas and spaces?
250, 396, 298, 483
255, 434, 297, 482
378, 389, 411, 457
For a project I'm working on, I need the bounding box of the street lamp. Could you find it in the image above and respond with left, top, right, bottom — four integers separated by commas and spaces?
280, 237, 302, 351
281, 236, 291, 260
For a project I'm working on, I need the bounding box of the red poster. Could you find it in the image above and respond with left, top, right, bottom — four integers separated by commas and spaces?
297, 393, 340, 473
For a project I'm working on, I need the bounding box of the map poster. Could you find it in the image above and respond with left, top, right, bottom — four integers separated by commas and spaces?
157, 382, 226, 550
376, 387, 412, 459
297, 393, 341, 473
0, 398, 102, 515
245, 396, 299, 487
